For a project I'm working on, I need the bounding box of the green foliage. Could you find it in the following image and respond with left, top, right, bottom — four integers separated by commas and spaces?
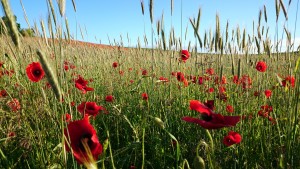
0, 15, 34, 37
0, 15, 20, 34
20, 28, 34, 37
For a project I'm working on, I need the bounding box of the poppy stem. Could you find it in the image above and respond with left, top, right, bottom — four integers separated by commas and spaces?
195, 140, 208, 157
205, 129, 215, 168
205, 129, 214, 151
106, 130, 116, 169
141, 128, 145, 169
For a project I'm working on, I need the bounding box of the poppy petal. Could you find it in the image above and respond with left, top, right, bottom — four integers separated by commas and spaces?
189, 100, 212, 116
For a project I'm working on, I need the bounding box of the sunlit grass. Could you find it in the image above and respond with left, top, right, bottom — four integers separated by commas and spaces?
0, 0, 300, 168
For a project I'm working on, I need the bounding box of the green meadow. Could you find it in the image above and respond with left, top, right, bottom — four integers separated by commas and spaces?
0, 0, 299, 168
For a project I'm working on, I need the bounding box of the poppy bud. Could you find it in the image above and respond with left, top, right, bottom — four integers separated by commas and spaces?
193, 156, 205, 169
153, 117, 165, 129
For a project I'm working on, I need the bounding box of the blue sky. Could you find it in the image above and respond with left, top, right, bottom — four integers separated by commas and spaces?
2, 0, 300, 50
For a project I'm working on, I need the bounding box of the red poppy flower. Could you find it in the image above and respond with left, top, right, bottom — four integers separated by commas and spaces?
268, 116, 276, 125
219, 86, 226, 93
198, 76, 204, 85
70, 64, 76, 69
64, 65, 69, 71
75, 76, 94, 94
207, 87, 214, 93
183, 79, 189, 87
26, 62, 45, 82
264, 89, 272, 98
256, 61, 267, 72
64, 116, 103, 164
282, 76, 295, 88
241, 75, 252, 89
222, 76, 227, 84
158, 76, 169, 82
226, 105, 234, 113
206, 68, 214, 75
70, 101, 75, 107
223, 131, 242, 147
260, 105, 273, 112
142, 69, 148, 76
180, 50, 190, 63
141, 92, 148, 101
105, 95, 114, 102
258, 110, 268, 117
217, 92, 228, 102
119, 70, 124, 76
44, 82, 51, 89
112, 62, 118, 68
8, 132, 16, 138
0, 89, 7, 97
182, 100, 240, 129
258, 105, 273, 117
77, 102, 104, 117
232, 75, 239, 84
254, 91, 260, 97
7, 98, 21, 112
204, 100, 215, 110
176, 72, 185, 82
4, 69, 14, 77
215, 76, 227, 84
64, 113, 72, 123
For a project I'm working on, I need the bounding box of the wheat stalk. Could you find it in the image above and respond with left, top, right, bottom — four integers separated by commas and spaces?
242, 28, 246, 51
169, 28, 173, 47
65, 17, 71, 42
37, 50, 62, 101
231, 53, 235, 75
196, 8, 201, 32
258, 9, 262, 25
279, 0, 288, 20
284, 27, 291, 46
171, 0, 173, 16
1, 0, 21, 50
140, 0, 145, 15
47, 0, 57, 26
185, 24, 188, 41
189, 18, 202, 49
225, 20, 229, 45
40, 19, 49, 46
257, 25, 261, 40
215, 13, 220, 52
203, 31, 207, 48
236, 25, 240, 49
19, 0, 31, 28
156, 20, 160, 36
275, 0, 281, 22
57, 0, 66, 17
255, 36, 260, 54
0, 17, 8, 34
264, 5, 268, 23
48, 14, 54, 40
237, 58, 241, 78
149, 0, 153, 23
71, 0, 76, 12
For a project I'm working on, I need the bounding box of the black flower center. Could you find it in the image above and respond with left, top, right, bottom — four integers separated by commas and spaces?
201, 114, 212, 121
86, 104, 95, 111
33, 69, 41, 76
79, 134, 93, 152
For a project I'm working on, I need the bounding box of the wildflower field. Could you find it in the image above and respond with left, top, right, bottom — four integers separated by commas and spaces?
0, 0, 300, 168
